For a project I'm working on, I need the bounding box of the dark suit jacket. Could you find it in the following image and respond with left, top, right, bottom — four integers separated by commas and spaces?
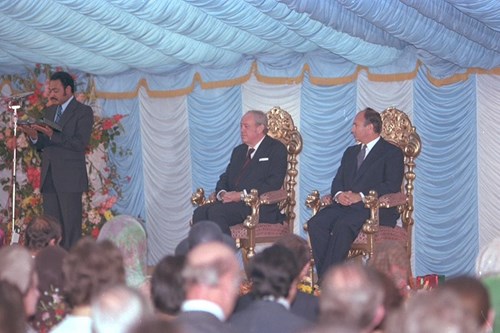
34, 97, 94, 193
216, 135, 288, 222
174, 311, 237, 333
330, 137, 404, 226
233, 291, 319, 323
229, 299, 311, 333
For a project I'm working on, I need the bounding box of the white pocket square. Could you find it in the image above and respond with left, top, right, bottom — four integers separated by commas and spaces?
259, 157, 269, 161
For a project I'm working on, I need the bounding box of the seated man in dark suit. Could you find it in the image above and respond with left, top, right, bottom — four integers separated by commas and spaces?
230, 244, 311, 333
308, 108, 404, 278
192, 110, 288, 235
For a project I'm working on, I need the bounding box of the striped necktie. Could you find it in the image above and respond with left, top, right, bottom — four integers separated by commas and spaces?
54, 105, 63, 123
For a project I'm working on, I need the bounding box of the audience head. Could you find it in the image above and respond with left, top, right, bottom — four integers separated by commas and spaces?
25, 215, 61, 253
175, 220, 236, 255
275, 234, 311, 279
476, 237, 500, 277
0, 280, 26, 333
249, 244, 301, 301
241, 110, 268, 146
91, 285, 152, 333
386, 289, 479, 333
0, 244, 39, 317
369, 240, 411, 295
320, 262, 385, 332
97, 215, 148, 289
63, 237, 125, 308
182, 242, 241, 319
439, 275, 493, 331
151, 255, 186, 318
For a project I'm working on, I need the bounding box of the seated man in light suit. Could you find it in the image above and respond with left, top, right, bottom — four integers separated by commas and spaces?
192, 110, 288, 235
308, 108, 404, 278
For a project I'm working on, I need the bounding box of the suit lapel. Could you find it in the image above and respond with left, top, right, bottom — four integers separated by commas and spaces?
58, 98, 78, 126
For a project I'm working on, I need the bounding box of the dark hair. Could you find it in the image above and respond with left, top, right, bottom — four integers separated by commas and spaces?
439, 276, 491, 326
362, 107, 382, 134
151, 255, 186, 315
25, 215, 61, 251
275, 234, 311, 271
0, 281, 25, 333
249, 244, 300, 299
129, 317, 183, 333
63, 237, 125, 307
50, 71, 75, 93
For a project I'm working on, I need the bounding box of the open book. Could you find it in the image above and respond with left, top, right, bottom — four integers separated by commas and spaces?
18, 117, 62, 132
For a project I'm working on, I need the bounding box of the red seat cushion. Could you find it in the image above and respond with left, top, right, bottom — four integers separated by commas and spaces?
230, 222, 290, 240
353, 225, 407, 244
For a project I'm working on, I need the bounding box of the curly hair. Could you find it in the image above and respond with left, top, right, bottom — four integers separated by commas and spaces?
63, 237, 125, 307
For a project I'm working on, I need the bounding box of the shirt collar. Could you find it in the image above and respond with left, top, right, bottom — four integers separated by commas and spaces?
248, 135, 266, 156
59, 96, 74, 112
261, 295, 291, 310
364, 136, 380, 155
181, 299, 226, 321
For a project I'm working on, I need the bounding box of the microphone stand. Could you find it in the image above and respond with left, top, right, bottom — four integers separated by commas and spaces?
8, 99, 21, 244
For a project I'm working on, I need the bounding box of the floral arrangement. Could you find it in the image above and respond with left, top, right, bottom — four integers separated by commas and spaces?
0, 64, 127, 240
32, 285, 68, 333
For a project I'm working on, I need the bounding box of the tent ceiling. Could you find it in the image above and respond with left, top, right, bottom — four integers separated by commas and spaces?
0, 0, 499, 76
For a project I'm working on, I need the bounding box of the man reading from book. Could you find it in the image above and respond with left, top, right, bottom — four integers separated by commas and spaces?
20, 71, 94, 250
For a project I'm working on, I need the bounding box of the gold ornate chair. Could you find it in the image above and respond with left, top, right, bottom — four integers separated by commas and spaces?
305, 107, 421, 266
192, 106, 302, 260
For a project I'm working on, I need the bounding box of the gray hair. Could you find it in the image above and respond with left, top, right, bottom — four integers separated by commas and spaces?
246, 110, 268, 133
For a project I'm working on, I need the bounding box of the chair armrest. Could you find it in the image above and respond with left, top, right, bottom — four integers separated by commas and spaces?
191, 188, 216, 206
260, 189, 287, 204
379, 192, 407, 208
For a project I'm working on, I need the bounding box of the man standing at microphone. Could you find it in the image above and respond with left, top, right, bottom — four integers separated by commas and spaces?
21, 71, 94, 250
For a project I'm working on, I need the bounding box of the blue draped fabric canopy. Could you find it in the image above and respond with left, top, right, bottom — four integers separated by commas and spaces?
0, 0, 498, 77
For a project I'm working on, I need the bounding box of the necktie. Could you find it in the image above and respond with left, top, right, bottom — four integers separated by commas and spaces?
54, 105, 63, 123
357, 144, 366, 170
235, 148, 255, 186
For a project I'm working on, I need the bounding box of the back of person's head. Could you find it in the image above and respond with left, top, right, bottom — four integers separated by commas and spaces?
249, 244, 300, 299
0, 245, 35, 295
34, 245, 67, 294
0, 244, 39, 318
182, 242, 240, 318
275, 234, 311, 271
386, 289, 480, 333
320, 262, 385, 331
175, 220, 236, 255
439, 275, 492, 329
25, 215, 61, 253
63, 237, 125, 307
477, 237, 500, 277
0, 280, 26, 333
91, 285, 152, 333
97, 215, 148, 289
151, 255, 186, 317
